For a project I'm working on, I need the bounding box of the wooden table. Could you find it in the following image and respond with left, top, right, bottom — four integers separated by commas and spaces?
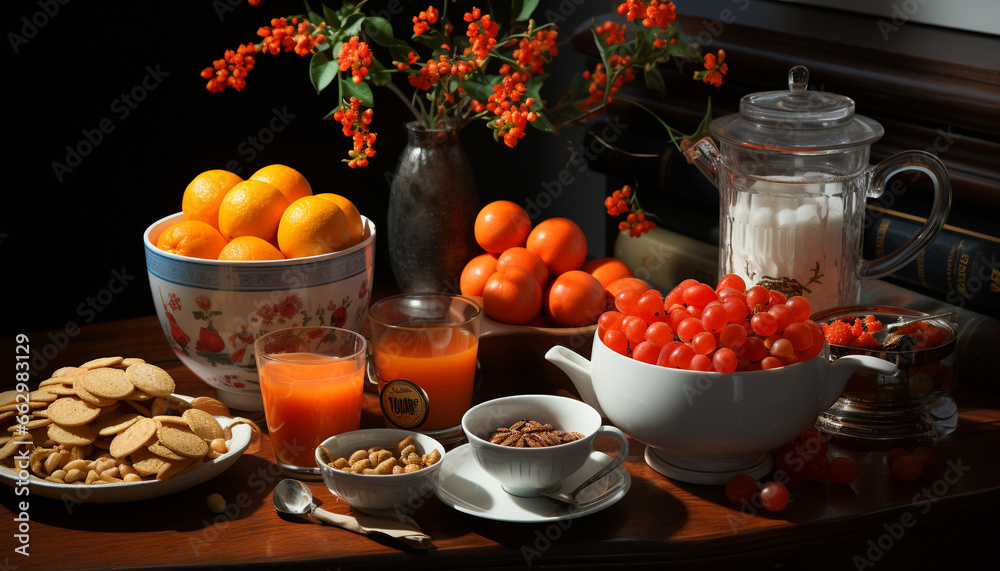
2, 316, 998, 570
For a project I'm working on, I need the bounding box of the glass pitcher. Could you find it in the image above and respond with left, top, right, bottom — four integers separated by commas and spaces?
685, 66, 951, 313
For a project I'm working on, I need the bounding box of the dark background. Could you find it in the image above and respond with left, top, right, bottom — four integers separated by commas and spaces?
3, 0, 630, 339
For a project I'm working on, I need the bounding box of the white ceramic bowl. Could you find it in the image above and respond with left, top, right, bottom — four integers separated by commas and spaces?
315, 428, 444, 515
546, 332, 896, 484
461, 394, 628, 497
143, 212, 376, 411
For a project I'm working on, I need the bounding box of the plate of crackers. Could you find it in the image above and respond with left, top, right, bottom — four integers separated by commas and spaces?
0, 356, 259, 503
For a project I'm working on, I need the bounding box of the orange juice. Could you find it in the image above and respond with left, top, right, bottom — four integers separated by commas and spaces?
374, 327, 478, 430
258, 352, 364, 468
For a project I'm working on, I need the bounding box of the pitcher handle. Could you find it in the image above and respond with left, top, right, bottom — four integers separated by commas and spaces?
683, 136, 721, 187
860, 150, 951, 279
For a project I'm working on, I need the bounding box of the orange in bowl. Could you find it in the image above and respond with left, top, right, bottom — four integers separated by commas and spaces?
156, 220, 229, 260
218, 180, 290, 244
277, 195, 351, 258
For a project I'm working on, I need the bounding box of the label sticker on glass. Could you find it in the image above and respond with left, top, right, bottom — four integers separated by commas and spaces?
379, 379, 429, 429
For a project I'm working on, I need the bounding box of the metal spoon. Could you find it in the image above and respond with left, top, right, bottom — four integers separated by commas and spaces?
271, 479, 433, 549
872, 311, 956, 345
539, 461, 622, 506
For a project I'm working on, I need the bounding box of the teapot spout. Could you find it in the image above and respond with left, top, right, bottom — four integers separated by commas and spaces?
544, 346, 606, 418
820, 354, 898, 411
683, 136, 722, 188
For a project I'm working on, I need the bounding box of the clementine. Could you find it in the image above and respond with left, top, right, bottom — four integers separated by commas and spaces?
482, 265, 543, 325
545, 270, 606, 327
218, 235, 286, 261
474, 200, 532, 254
249, 164, 313, 203
525, 217, 587, 277
276, 195, 351, 258
316, 193, 365, 246
181, 169, 243, 231
495, 246, 548, 287
156, 220, 229, 260
217, 180, 290, 244
460, 253, 500, 297
582, 257, 634, 288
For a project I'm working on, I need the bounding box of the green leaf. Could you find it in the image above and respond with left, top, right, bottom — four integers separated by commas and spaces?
368, 57, 392, 87
341, 78, 374, 107
459, 77, 496, 103
310, 50, 339, 94
529, 109, 556, 133
322, 5, 342, 29
361, 16, 396, 47
388, 44, 413, 63
643, 67, 666, 94
341, 12, 365, 37
513, 0, 540, 22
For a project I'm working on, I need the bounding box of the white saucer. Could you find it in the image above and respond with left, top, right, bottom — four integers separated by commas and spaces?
434, 444, 630, 522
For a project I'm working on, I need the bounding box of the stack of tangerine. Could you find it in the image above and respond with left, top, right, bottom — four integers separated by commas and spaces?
157, 164, 365, 261
461, 200, 643, 327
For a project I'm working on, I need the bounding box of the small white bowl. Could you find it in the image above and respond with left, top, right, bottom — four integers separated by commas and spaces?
143, 212, 376, 411
315, 428, 444, 515
461, 394, 628, 497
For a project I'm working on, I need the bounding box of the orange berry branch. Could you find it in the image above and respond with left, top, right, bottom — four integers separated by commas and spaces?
199, 1, 727, 232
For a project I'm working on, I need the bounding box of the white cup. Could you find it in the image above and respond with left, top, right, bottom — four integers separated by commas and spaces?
461, 395, 629, 497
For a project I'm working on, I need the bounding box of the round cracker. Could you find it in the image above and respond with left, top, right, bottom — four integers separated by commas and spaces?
73, 377, 119, 407
148, 441, 187, 461
153, 415, 189, 427
190, 396, 231, 417
156, 426, 209, 459
93, 411, 142, 436
157, 457, 198, 480
28, 388, 59, 403
45, 397, 102, 427
130, 447, 166, 477
81, 356, 124, 370
125, 363, 176, 397
109, 417, 159, 458
81, 368, 134, 399
8, 417, 51, 431
51, 366, 85, 378
182, 408, 224, 441
47, 422, 97, 447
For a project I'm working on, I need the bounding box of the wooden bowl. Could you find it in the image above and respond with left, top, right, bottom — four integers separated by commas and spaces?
477, 313, 597, 396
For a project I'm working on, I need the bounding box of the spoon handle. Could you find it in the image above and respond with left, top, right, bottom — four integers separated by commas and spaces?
311, 507, 433, 550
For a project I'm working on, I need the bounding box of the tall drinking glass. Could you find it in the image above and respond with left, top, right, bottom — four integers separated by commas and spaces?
254, 326, 366, 479
368, 292, 482, 445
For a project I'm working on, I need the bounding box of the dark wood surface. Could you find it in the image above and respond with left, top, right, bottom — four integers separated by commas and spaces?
2, 315, 999, 570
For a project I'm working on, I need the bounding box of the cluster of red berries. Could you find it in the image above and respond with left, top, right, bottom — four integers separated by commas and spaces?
598, 274, 822, 372
464, 7, 499, 64
258, 17, 326, 57
338, 36, 373, 84
595, 21, 628, 45
513, 29, 559, 76
486, 67, 538, 148
617, 0, 677, 29
698, 49, 729, 88
604, 185, 657, 237
411, 6, 439, 36
578, 55, 637, 112
201, 43, 257, 93
332, 97, 376, 168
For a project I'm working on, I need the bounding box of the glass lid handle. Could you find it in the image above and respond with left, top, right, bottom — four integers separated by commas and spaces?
788, 65, 809, 93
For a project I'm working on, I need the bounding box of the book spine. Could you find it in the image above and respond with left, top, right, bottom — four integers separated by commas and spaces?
863, 208, 1000, 317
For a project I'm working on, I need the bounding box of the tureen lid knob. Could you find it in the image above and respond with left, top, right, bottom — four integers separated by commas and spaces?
788, 65, 809, 93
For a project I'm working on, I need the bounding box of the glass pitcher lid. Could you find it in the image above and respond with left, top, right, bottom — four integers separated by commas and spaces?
710, 66, 884, 151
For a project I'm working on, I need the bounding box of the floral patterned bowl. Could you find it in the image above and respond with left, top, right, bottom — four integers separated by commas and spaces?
143, 212, 376, 411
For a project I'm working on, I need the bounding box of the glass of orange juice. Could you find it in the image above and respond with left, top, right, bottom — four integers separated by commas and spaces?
368, 293, 482, 445
254, 326, 366, 479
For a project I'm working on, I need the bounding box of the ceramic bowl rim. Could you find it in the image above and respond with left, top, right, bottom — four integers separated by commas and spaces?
462, 394, 602, 452
314, 428, 445, 483
143, 211, 376, 267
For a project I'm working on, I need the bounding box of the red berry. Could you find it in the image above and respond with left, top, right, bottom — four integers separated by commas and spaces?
829, 457, 858, 485
725, 473, 758, 505
759, 481, 790, 511
891, 454, 925, 481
